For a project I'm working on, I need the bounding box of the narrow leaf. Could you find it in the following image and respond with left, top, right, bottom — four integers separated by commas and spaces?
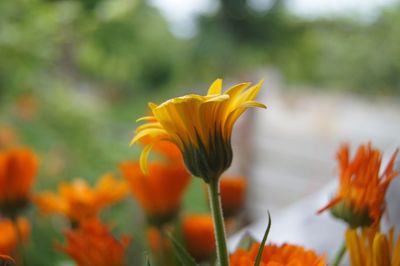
146, 255, 151, 266
167, 233, 198, 266
254, 211, 272, 266
142, 252, 151, 266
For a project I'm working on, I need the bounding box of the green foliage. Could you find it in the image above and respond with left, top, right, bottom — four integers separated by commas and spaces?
168, 233, 198, 266
194, 0, 400, 96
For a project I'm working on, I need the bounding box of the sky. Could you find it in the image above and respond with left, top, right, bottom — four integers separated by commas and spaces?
148, 0, 397, 37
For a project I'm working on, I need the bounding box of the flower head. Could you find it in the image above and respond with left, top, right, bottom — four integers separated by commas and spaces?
230, 242, 326, 266
318, 143, 398, 227
34, 174, 128, 223
0, 148, 38, 216
346, 228, 400, 266
120, 161, 190, 225
131, 79, 266, 182
220, 176, 247, 217
182, 214, 215, 262
57, 219, 131, 266
0, 217, 30, 255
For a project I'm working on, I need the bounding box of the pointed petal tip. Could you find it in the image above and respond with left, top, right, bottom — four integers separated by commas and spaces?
129, 139, 135, 146
148, 102, 157, 110
208, 78, 223, 95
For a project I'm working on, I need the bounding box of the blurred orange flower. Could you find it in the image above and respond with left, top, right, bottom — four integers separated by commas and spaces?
318, 143, 398, 227
346, 228, 400, 266
0, 126, 18, 149
34, 174, 128, 223
0, 217, 30, 255
57, 219, 131, 266
230, 242, 326, 266
220, 177, 247, 217
0, 148, 38, 214
182, 214, 215, 261
146, 227, 170, 253
120, 161, 190, 225
16, 94, 38, 121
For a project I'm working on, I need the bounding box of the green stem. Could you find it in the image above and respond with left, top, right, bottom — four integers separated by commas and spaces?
155, 226, 168, 266
11, 217, 24, 266
332, 241, 346, 266
208, 178, 229, 266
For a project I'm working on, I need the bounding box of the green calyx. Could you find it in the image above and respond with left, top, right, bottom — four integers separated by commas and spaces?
182, 128, 232, 183
146, 207, 180, 227
330, 201, 374, 228
0, 198, 30, 219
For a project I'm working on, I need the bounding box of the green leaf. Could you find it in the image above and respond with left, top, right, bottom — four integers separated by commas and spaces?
167, 233, 198, 266
254, 211, 272, 266
142, 252, 151, 266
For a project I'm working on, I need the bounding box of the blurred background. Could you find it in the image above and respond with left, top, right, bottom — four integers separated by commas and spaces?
1, 0, 400, 264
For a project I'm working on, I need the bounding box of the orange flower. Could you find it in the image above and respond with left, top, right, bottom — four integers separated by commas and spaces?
220, 176, 247, 217
34, 174, 128, 223
318, 143, 398, 227
146, 227, 169, 253
182, 214, 215, 261
120, 161, 190, 225
0, 148, 38, 215
140, 136, 183, 162
0, 217, 30, 255
57, 219, 131, 266
230, 242, 326, 266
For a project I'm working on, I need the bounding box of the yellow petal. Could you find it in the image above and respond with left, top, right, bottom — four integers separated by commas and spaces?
136, 116, 155, 122
205, 94, 229, 103
207, 78, 223, 95
224, 82, 251, 97
140, 143, 156, 175
392, 236, 400, 266
346, 229, 364, 266
130, 128, 166, 146
236, 100, 267, 110
373, 233, 390, 266
238, 80, 264, 103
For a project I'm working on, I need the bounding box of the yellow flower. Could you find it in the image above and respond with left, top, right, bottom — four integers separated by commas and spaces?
318, 143, 398, 227
346, 228, 400, 266
34, 174, 128, 224
57, 219, 131, 266
230, 242, 326, 266
0, 148, 38, 216
131, 79, 266, 182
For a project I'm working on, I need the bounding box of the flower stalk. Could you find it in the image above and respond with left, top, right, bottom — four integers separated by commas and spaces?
207, 177, 229, 266
332, 241, 346, 266
11, 217, 24, 266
